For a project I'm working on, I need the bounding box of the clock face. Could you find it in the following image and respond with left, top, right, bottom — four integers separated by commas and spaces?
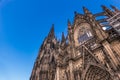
74, 23, 93, 46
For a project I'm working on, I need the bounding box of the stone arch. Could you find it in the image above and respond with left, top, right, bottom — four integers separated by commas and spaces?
83, 64, 113, 80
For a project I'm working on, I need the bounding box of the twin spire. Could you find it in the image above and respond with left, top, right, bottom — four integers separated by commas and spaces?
102, 5, 119, 12
47, 24, 66, 43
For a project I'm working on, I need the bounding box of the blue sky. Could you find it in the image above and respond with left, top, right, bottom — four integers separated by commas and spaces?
0, 0, 120, 80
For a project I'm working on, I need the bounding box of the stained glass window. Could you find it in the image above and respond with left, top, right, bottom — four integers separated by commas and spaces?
78, 31, 93, 43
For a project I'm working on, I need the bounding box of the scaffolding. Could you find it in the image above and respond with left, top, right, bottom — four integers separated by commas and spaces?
107, 12, 120, 35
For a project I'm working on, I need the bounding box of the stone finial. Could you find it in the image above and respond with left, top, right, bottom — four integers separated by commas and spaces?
48, 24, 55, 38
61, 32, 66, 43
110, 5, 119, 12
68, 19, 72, 29
83, 6, 91, 14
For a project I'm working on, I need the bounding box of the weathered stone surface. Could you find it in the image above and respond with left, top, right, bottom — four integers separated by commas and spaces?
30, 5, 120, 80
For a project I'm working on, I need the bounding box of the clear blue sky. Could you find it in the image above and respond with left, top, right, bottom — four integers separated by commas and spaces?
0, 0, 120, 80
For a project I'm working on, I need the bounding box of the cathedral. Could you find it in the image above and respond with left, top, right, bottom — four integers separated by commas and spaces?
30, 5, 120, 80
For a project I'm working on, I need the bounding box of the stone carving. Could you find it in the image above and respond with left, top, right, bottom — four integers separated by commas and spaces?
30, 5, 120, 80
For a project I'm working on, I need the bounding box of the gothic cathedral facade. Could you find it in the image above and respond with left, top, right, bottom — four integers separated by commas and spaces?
30, 5, 120, 80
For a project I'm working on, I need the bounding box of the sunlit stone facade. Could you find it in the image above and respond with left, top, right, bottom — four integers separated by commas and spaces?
30, 5, 120, 80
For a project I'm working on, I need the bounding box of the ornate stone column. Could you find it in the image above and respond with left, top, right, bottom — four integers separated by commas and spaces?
69, 60, 74, 80
102, 40, 119, 70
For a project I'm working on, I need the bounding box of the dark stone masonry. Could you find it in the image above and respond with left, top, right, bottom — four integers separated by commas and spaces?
30, 5, 120, 80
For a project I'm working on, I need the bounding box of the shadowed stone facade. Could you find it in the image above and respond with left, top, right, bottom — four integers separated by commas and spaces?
30, 5, 120, 80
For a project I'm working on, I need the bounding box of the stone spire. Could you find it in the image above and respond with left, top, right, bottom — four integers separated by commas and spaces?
83, 6, 91, 14
110, 5, 119, 12
61, 32, 66, 43
48, 24, 55, 39
44, 24, 56, 45
101, 5, 114, 17
68, 19, 71, 29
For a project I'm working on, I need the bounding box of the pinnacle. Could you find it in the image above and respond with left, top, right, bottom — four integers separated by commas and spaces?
47, 24, 55, 40
68, 19, 71, 26
61, 32, 66, 43
50, 24, 54, 34
110, 5, 119, 12
101, 5, 114, 16
101, 5, 110, 10
83, 6, 91, 14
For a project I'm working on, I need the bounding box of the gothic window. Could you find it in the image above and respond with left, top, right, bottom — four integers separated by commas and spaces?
78, 30, 93, 43
78, 31, 93, 43
74, 23, 94, 46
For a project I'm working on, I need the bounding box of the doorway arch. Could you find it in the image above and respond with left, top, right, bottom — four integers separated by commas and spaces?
83, 64, 113, 80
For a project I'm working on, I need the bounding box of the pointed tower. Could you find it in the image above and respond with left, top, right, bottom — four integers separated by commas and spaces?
30, 5, 120, 80
30, 24, 57, 80
101, 5, 114, 17
83, 6, 91, 15
110, 5, 119, 12
68, 19, 72, 30
61, 32, 66, 43
48, 24, 55, 40
83, 6, 94, 22
67, 19, 72, 43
